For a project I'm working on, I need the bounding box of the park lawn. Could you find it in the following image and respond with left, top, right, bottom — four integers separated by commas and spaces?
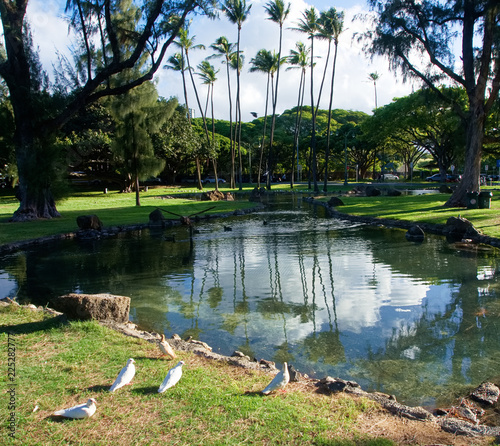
1, 305, 391, 446
318, 191, 500, 239
0, 187, 257, 246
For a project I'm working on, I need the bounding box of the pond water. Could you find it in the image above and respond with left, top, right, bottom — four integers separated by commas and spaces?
1, 196, 500, 408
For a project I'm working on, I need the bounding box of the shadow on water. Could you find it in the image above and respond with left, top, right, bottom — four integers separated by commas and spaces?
1, 195, 500, 408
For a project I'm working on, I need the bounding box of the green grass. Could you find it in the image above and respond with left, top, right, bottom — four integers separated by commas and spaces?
1, 306, 391, 446
317, 190, 500, 239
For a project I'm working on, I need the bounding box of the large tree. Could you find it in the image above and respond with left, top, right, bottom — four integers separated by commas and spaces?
365, 0, 500, 206
0, 0, 213, 221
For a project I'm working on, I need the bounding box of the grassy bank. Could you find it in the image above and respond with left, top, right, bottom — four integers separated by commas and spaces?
1, 305, 396, 446
316, 190, 500, 239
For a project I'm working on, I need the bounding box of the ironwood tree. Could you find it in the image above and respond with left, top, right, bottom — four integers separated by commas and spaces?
364, 0, 500, 206
0, 0, 214, 221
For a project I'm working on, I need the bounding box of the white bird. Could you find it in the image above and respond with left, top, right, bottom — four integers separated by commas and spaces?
261, 362, 289, 395
109, 358, 136, 392
159, 334, 177, 359
158, 361, 185, 393
53, 398, 97, 419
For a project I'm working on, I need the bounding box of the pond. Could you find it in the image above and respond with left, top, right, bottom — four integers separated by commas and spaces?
1, 196, 500, 408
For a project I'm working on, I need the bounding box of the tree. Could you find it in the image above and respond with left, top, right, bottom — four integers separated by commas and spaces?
250, 49, 279, 187
286, 42, 310, 186
362, 88, 466, 180
264, 0, 290, 190
0, 0, 213, 221
209, 36, 237, 188
364, 0, 500, 206
222, 0, 252, 190
317, 8, 344, 192
367, 72, 380, 110
294, 7, 320, 192
197, 59, 221, 190
109, 83, 173, 206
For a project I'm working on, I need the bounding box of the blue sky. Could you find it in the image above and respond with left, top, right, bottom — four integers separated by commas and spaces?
25, 0, 418, 121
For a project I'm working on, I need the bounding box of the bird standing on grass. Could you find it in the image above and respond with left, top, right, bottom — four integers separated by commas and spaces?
53, 398, 97, 419
261, 362, 289, 395
158, 361, 185, 393
159, 334, 177, 359
109, 358, 136, 392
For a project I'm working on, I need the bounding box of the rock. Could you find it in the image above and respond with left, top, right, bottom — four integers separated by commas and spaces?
444, 216, 480, 242
76, 215, 103, 231
232, 351, 251, 361
440, 417, 500, 437
439, 185, 453, 193
365, 186, 381, 197
327, 196, 345, 207
249, 187, 266, 202
288, 364, 308, 382
387, 188, 402, 196
225, 193, 234, 201
316, 376, 361, 393
470, 382, 500, 405
202, 190, 225, 201
405, 225, 425, 242
148, 209, 165, 227
50, 293, 130, 322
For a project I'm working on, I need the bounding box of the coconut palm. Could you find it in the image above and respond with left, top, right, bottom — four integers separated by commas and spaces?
318, 8, 344, 192
286, 41, 310, 187
174, 24, 207, 191
222, 0, 252, 190
249, 49, 279, 188
209, 36, 237, 188
368, 72, 380, 109
264, 0, 290, 190
198, 60, 221, 191
293, 7, 320, 192
164, 52, 190, 116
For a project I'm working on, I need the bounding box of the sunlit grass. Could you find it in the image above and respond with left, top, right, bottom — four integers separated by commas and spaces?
1, 306, 389, 446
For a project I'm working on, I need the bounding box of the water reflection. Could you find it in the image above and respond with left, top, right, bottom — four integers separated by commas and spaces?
1, 197, 499, 407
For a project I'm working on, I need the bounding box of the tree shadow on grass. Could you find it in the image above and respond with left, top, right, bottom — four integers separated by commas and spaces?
0, 314, 67, 335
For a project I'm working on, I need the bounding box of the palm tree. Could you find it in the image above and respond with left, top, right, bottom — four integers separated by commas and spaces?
318, 8, 344, 192
293, 7, 320, 192
164, 52, 190, 116
209, 36, 237, 188
368, 72, 380, 109
286, 41, 310, 187
264, 0, 290, 190
222, 0, 252, 190
198, 60, 221, 191
174, 24, 207, 191
249, 49, 279, 188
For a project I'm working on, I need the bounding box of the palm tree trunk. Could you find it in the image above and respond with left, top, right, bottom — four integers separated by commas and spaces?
258, 72, 271, 189
323, 42, 338, 192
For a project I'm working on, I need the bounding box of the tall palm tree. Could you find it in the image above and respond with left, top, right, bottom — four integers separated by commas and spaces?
164, 52, 189, 116
174, 24, 207, 191
222, 0, 252, 190
368, 72, 380, 109
293, 7, 320, 192
264, 0, 290, 190
318, 8, 344, 192
286, 41, 310, 187
198, 60, 221, 190
209, 36, 237, 188
249, 49, 279, 188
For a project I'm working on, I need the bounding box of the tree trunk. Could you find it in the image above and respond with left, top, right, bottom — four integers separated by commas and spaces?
445, 101, 484, 207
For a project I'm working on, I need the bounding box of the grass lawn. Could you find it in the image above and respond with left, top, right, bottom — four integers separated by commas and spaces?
316, 188, 500, 239
1, 305, 395, 446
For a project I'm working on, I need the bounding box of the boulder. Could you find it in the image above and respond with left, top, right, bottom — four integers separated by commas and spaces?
470, 382, 500, 405
148, 208, 165, 227
224, 193, 234, 201
405, 225, 425, 242
444, 216, 480, 242
387, 188, 402, 196
365, 186, 381, 197
327, 196, 345, 207
76, 215, 103, 231
51, 293, 130, 322
202, 190, 225, 201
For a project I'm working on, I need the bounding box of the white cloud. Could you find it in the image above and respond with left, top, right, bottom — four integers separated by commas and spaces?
23, 0, 418, 121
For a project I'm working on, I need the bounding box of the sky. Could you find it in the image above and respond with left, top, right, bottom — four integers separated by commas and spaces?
25, 0, 419, 122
